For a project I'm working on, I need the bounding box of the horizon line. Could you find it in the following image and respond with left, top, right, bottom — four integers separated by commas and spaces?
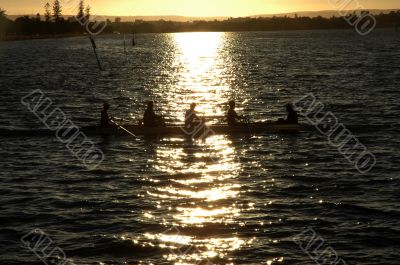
5, 8, 400, 18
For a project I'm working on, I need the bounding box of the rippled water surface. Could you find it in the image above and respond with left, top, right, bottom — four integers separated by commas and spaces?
0, 29, 399, 265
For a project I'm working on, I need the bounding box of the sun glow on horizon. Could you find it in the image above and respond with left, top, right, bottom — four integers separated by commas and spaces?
1, 0, 399, 16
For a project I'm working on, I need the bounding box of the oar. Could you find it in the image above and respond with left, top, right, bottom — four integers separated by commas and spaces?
112, 116, 131, 123
198, 115, 226, 119
244, 116, 253, 133
110, 119, 137, 138
123, 34, 126, 55
164, 115, 226, 120
89, 36, 103, 71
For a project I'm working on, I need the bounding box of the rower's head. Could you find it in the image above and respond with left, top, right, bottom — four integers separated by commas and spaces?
190, 103, 196, 110
147, 101, 154, 109
229, 100, 236, 109
103, 103, 110, 110
286, 103, 295, 112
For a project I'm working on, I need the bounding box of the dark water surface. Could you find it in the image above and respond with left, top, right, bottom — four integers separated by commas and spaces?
0, 29, 399, 264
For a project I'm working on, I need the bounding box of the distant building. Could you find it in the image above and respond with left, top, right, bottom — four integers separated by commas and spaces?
115, 17, 121, 23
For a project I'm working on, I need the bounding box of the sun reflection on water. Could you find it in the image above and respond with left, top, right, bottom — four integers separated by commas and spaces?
167, 32, 231, 121
140, 32, 249, 264
174, 206, 241, 225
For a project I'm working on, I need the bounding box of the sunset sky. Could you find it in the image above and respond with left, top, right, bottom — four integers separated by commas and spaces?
0, 0, 399, 16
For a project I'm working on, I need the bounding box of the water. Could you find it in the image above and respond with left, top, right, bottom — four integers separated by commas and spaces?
0, 29, 399, 265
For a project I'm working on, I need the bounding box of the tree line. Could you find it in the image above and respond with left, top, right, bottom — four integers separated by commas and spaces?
117, 11, 400, 33
1, 3, 399, 39
42, 0, 90, 22
0, 0, 91, 37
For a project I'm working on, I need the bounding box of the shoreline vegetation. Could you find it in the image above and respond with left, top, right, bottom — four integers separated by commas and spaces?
0, 2, 399, 42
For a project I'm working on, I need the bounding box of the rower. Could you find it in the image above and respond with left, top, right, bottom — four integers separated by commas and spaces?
100, 103, 112, 128
143, 101, 165, 127
227, 100, 246, 126
285, 103, 298, 124
276, 103, 299, 124
185, 103, 204, 128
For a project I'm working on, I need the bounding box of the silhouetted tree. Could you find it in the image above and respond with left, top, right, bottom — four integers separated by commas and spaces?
77, 0, 84, 20
44, 2, 51, 22
0, 8, 8, 36
36, 13, 41, 22
85, 5, 91, 21
52, 0, 62, 22
0, 8, 5, 19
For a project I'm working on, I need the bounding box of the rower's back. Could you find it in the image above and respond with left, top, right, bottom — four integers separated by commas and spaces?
286, 104, 298, 124
100, 103, 110, 128
143, 101, 158, 127
185, 103, 198, 128
227, 108, 239, 126
227, 101, 240, 126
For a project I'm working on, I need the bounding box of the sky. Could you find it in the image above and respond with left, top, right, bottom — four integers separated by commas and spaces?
0, 0, 399, 16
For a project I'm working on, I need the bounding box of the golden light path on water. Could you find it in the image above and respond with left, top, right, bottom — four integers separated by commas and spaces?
167, 32, 231, 121
144, 33, 251, 264
116, 32, 283, 264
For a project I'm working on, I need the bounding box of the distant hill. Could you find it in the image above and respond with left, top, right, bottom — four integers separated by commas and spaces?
7, 9, 399, 22
252, 9, 400, 18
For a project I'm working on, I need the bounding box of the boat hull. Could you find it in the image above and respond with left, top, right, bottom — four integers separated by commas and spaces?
83, 123, 306, 137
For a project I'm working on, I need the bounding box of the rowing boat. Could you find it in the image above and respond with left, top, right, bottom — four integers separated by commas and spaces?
83, 123, 306, 137
0, 123, 305, 138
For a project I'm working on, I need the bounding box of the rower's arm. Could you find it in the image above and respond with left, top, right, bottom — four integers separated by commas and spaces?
234, 111, 245, 120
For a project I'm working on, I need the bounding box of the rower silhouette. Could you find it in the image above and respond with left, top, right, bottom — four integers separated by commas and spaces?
227, 100, 246, 126
100, 103, 112, 128
276, 103, 299, 124
286, 103, 298, 124
142, 101, 165, 127
185, 103, 205, 129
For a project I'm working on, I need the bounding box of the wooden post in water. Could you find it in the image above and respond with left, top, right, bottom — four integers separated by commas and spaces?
124, 34, 127, 55
89, 36, 103, 71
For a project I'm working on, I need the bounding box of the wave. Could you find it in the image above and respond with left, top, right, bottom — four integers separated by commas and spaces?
68, 237, 165, 258
0, 128, 56, 137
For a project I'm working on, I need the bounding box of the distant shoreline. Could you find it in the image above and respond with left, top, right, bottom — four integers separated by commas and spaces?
0, 33, 87, 42
0, 26, 398, 42
5, 9, 400, 22
1, 10, 399, 42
